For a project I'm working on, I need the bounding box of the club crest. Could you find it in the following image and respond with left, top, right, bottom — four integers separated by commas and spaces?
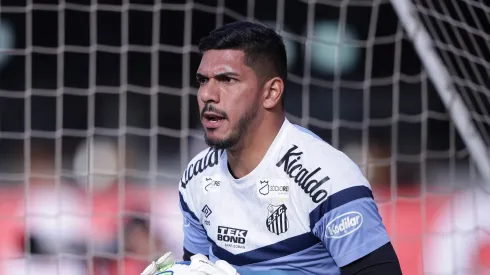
266, 204, 289, 235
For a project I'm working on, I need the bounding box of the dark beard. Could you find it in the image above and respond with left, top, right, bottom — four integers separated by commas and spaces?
204, 107, 257, 150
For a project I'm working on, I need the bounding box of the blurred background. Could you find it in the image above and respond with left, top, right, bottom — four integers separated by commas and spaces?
0, 0, 489, 274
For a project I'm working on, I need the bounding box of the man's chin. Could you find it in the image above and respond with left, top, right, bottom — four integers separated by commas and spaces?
204, 133, 236, 150
204, 138, 228, 149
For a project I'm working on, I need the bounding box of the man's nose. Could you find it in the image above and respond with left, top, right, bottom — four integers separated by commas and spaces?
198, 80, 220, 104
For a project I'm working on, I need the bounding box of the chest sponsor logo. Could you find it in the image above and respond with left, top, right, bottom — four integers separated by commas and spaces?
325, 211, 363, 239
276, 144, 329, 203
202, 176, 221, 193
257, 179, 289, 199
266, 204, 289, 235
217, 226, 248, 249
180, 148, 225, 189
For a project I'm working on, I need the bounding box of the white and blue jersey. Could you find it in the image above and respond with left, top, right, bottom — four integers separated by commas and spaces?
178, 119, 391, 275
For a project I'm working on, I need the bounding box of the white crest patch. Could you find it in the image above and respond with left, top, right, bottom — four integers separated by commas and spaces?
257, 179, 289, 199
202, 176, 221, 193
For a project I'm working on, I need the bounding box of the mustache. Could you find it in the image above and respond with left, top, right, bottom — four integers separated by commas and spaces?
201, 103, 228, 119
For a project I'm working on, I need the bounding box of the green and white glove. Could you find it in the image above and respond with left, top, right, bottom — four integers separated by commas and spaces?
140, 252, 240, 275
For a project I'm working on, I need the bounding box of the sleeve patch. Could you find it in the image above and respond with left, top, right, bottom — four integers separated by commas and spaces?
324, 211, 363, 239
312, 197, 390, 267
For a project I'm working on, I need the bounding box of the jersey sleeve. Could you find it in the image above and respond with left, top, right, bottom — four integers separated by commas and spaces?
179, 190, 211, 255
309, 159, 390, 267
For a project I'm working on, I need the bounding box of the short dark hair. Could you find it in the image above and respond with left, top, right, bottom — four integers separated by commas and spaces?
198, 21, 288, 84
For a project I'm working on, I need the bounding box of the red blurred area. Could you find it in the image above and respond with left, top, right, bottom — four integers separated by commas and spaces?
374, 184, 490, 274
0, 179, 181, 275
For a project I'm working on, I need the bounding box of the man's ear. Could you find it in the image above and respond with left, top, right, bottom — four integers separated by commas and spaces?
263, 77, 284, 109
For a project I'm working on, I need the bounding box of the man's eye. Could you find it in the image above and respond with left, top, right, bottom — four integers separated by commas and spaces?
218, 76, 235, 83
197, 78, 207, 85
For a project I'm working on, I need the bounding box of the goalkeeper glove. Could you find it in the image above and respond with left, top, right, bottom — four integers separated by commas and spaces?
188, 253, 240, 275
140, 252, 240, 275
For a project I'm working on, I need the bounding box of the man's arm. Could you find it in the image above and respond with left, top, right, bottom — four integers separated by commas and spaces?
340, 242, 402, 275
184, 240, 402, 274
179, 192, 211, 258
183, 247, 194, 261
309, 182, 402, 272
183, 247, 209, 261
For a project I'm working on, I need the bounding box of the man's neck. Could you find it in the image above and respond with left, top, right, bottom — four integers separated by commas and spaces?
226, 115, 285, 179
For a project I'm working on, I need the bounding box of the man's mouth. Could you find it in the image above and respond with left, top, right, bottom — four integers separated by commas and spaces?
203, 112, 226, 123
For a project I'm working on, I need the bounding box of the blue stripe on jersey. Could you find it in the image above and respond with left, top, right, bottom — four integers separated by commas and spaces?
211, 232, 320, 266
179, 192, 199, 221
179, 192, 212, 255
229, 243, 340, 275
309, 185, 373, 230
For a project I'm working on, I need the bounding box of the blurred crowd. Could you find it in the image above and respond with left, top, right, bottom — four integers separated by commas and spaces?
344, 141, 490, 275
0, 137, 488, 275
0, 138, 184, 275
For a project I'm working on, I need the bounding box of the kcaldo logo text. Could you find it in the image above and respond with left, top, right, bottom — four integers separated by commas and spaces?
180, 148, 225, 188
276, 145, 329, 203
326, 212, 363, 239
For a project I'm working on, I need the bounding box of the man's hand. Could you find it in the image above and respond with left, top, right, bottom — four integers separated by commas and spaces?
188, 254, 240, 275
140, 252, 239, 275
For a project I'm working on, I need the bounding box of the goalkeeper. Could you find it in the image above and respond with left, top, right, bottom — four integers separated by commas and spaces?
146, 21, 402, 275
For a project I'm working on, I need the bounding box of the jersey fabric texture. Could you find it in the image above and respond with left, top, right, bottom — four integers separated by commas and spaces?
178, 119, 391, 275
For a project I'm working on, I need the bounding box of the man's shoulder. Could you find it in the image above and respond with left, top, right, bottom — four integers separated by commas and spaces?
285, 123, 357, 172
277, 123, 370, 205
179, 147, 226, 190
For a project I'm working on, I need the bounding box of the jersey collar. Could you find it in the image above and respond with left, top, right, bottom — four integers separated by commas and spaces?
220, 118, 291, 187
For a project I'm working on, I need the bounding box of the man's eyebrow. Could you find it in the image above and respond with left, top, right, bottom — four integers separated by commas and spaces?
196, 72, 208, 79
213, 72, 240, 78
196, 72, 240, 79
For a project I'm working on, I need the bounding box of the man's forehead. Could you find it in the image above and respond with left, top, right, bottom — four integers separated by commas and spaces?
198, 49, 247, 75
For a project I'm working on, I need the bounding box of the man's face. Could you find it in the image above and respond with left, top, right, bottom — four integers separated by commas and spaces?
196, 49, 261, 149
